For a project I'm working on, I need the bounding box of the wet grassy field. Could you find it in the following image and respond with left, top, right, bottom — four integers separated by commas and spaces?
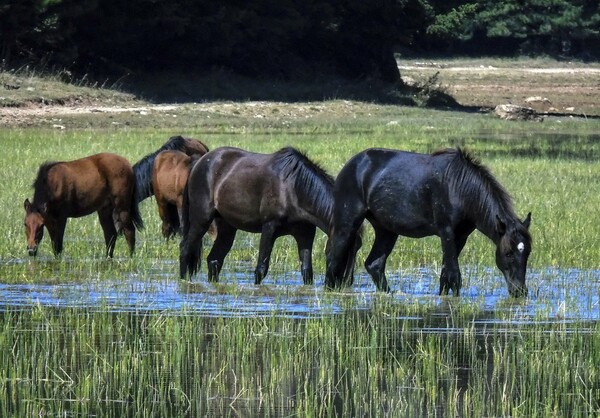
1, 62, 600, 416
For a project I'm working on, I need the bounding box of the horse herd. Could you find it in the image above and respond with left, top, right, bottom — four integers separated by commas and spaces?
23, 136, 532, 297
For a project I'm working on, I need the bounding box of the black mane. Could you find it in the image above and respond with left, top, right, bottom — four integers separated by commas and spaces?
132, 135, 195, 202
31, 161, 59, 208
442, 148, 521, 230
272, 147, 335, 228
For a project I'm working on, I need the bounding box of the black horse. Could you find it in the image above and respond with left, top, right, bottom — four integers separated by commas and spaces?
325, 148, 531, 297
179, 146, 360, 285
132, 135, 210, 203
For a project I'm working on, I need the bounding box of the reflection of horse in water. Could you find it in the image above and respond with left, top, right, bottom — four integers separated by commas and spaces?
132, 135, 210, 203
24, 153, 143, 257
152, 150, 216, 240
179, 147, 360, 285
326, 147, 531, 297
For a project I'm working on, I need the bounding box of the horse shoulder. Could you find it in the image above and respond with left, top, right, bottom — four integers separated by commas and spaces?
44, 164, 66, 201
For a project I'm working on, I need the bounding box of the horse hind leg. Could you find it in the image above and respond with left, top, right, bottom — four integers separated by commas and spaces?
159, 201, 179, 240
364, 226, 397, 292
112, 203, 136, 256
206, 220, 237, 282
255, 221, 279, 285
179, 219, 213, 280
99, 207, 118, 258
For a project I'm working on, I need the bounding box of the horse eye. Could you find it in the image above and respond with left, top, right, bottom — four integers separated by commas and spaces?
505, 251, 514, 258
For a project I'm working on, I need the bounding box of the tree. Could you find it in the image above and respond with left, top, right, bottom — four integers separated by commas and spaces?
474, 0, 592, 56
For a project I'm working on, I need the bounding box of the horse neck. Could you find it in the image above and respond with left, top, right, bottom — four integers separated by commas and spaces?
296, 174, 334, 233
276, 149, 334, 233
299, 187, 333, 234
446, 150, 516, 245
475, 207, 517, 245
32, 166, 55, 207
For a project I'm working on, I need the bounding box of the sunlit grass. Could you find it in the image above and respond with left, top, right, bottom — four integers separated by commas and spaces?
1, 107, 599, 279
1, 100, 600, 417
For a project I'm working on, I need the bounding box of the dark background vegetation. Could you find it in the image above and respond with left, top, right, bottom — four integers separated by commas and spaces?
1, 0, 599, 83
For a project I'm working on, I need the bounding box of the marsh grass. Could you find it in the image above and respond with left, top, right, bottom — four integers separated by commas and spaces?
1, 302, 599, 417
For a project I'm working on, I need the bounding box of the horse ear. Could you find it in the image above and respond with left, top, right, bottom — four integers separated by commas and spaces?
495, 215, 507, 236
24, 198, 32, 212
522, 212, 531, 229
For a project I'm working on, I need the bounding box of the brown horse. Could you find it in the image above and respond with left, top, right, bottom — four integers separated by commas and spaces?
133, 135, 210, 203
179, 147, 360, 285
152, 150, 216, 240
24, 153, 144, 257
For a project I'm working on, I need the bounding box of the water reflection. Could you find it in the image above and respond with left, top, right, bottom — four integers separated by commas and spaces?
0, 265, 598, 324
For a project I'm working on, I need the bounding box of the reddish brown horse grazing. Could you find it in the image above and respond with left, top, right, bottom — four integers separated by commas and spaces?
152, 150, 216, 240
24, 153, 144, 257
133, 135, 210, 203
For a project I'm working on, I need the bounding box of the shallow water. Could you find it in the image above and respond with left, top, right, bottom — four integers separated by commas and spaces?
1, 262, 598, 325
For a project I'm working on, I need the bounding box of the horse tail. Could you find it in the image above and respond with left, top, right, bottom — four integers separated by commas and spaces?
130, 180, 145, 230
132, 159, 153, 203
181, 178, 191, 239
343, 222, 364, 282
165, 203, 181, 238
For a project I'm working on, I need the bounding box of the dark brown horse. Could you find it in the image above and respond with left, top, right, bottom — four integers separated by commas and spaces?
326, 148, 531, 297
152, 150, 216, 240
133, 135, 210, 203
179, 147, 360, 285
24, 153, 144, 257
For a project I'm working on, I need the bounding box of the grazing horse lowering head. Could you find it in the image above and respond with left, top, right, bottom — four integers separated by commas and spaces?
495, 213, 532, 297
23, 199, 45, 256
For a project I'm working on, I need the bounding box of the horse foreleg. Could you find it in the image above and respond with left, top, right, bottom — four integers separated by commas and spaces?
46, 217, 67, 257
98, 208, 118, 258
325, 226, 361, 289
255, 222, 278, 285
364, 227, 397, 292
292, 226, 316, 285
439, 228, 463, 296
206, 220, 237, 282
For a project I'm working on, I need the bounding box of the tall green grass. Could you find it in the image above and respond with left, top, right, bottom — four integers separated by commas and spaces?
1, 302, 599, 417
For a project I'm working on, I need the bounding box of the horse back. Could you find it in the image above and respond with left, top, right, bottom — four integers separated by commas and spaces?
338, 148, 452, 237
46, 153, 135, 216
188, 147, 294, 231
181, 137, 209, 155
153, 150, 194, 201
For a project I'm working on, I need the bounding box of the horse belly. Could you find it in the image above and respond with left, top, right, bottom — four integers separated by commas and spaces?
213, 168, 280, 233
368, 207, 436, 238
213, 197, 264, 232
367, 184, 437, 238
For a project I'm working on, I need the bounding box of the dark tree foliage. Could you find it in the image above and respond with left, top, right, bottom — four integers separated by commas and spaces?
0, 0, 47, 62
6, 0, 430, 81
2, 0, 598, 80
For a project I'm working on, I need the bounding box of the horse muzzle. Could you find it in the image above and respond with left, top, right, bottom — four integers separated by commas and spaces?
507, 279, 528, 298
27, 246, 38, 257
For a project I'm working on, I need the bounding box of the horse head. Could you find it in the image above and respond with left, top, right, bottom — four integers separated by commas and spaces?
495, 212, 532, 297
23, 198, 46, 256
